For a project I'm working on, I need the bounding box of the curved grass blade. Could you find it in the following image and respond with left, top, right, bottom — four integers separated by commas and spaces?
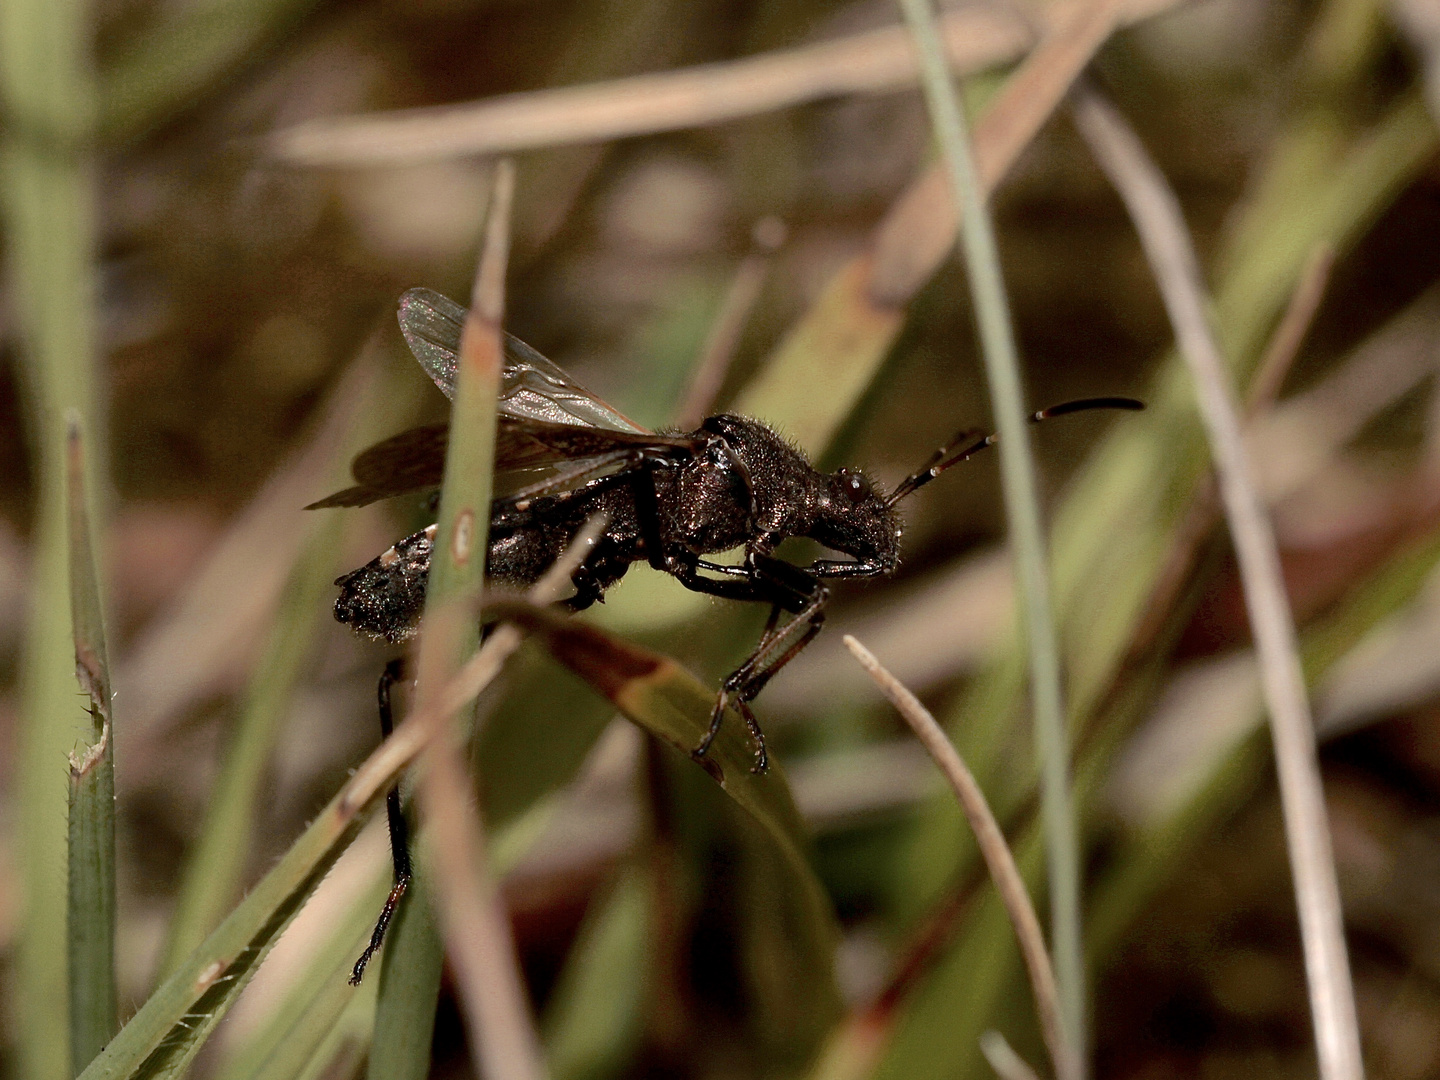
65, 413, 118, 1073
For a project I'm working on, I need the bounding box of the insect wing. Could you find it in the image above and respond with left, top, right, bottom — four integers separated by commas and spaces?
307, 416, 699, 509
398, 287, 649, 434
494, 415, 696, 471
397, 287, 465, 400
305, 424, 449, 509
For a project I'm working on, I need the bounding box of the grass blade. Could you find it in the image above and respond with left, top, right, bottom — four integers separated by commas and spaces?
1073, 88, 1363, 1080
73, 760, 391, 1079
898, 0, 1094, 1062
1, 0, 98, 1075
65, 414, 118, 1074
737, 0, 1128, 456
213, 797, 556, 1080
845, 636, 1076, 1080
370, 159, 544, 1080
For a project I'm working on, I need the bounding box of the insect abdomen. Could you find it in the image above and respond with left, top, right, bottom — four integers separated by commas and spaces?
334, 524, 436, 643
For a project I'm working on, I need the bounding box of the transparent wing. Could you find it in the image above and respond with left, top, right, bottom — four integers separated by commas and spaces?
306, 416, 699, 510
398, 287, 649, 434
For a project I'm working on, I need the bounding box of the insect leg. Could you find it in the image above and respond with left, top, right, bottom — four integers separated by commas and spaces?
690, 555, 828, 772
350, 657, 413, 985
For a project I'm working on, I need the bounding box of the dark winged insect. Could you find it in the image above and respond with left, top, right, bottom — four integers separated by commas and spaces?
310, 287, 1143, 981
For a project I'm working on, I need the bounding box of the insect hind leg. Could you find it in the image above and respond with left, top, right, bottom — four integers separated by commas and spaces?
350, 657, 413, 985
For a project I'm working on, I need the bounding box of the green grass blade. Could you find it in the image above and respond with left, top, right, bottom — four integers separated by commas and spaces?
214, 798, 557, 1080
898, 0, 1086, 1061
368, 873, 445, 1080
369, 161, 512, 1080
214, 858, 389, 1080
73, 761, 395, 1080
0, 0, 99, 1075
65, 414, 118, 1074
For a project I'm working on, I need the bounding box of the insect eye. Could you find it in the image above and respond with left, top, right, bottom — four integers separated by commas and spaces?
838, 470, 871, 503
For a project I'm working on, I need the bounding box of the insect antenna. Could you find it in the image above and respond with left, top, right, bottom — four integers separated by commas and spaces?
885, 396, 1143, 507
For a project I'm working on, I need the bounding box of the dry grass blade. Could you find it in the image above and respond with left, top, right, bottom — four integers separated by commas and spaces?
869, 0, 1129, 305
844, 635, 1078, 1080
266, 0, 1180, 168
1249, 244, 1334, 412
1072, 87, 1364, 1080
738, 0, 1145, 458
267, 10, 1032, 166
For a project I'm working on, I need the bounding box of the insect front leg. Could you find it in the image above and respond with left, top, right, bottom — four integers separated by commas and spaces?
350, 657, 413, 985
681, 553, 828, 773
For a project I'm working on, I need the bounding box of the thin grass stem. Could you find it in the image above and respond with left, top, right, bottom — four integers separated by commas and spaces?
1072, 85, 1364, 1080
845, 636, 1078, 1080
1248, 244, 1334, 412
898, 0, 1091, 1065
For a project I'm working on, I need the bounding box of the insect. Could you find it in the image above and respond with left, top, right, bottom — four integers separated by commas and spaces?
311, 287, 1142, 981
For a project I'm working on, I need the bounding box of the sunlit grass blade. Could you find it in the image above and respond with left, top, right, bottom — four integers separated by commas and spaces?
1, 0, 98, 1072
65, 413, 118, 1074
